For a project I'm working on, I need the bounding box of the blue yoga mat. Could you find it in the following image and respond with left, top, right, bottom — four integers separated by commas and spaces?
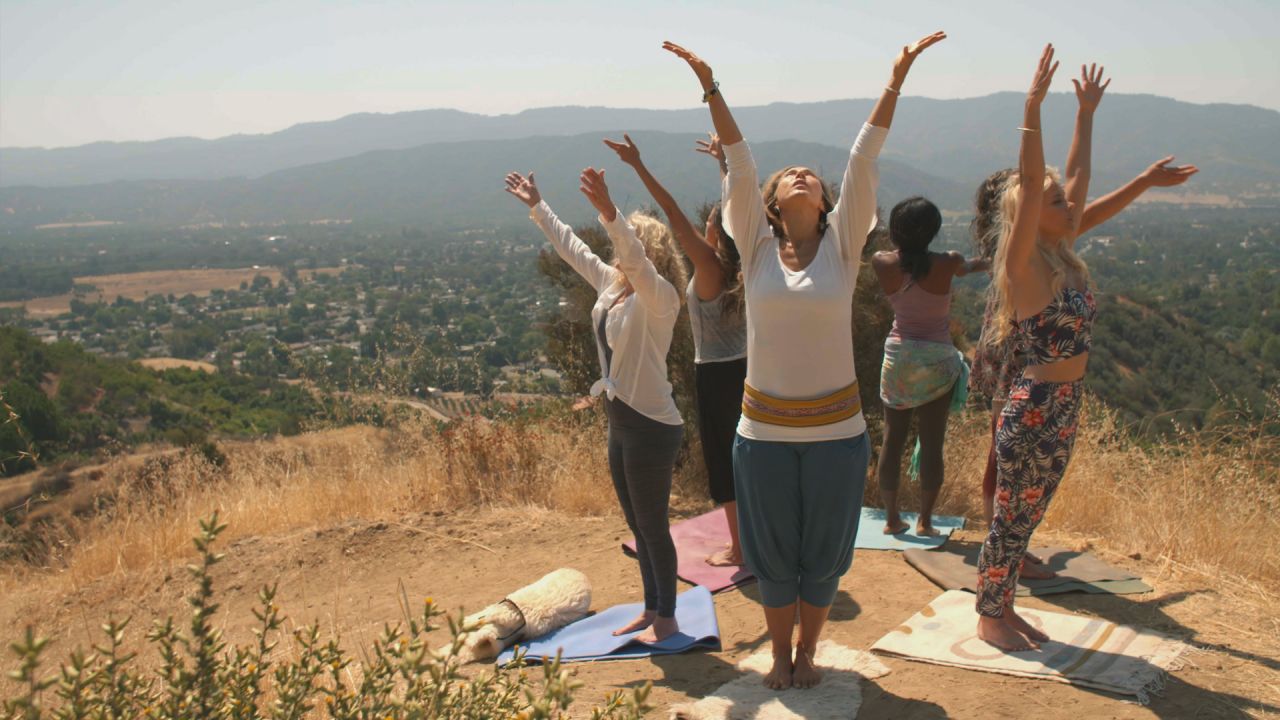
855, 508, 965, 551
496, 586, 720, 667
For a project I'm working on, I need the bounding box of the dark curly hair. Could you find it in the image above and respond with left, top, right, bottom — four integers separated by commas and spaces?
889, 196, 942, 281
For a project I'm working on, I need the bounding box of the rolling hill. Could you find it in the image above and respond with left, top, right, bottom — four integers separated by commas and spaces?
0, 132, 968, 229
3, 93, 1276, 197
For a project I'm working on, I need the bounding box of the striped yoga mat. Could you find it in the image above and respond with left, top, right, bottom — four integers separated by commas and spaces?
871, 590, 1192, 703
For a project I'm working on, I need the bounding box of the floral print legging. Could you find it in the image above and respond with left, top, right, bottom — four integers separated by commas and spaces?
977, 377, 1083, 617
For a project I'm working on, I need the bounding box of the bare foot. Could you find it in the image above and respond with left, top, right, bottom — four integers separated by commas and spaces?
612, 610, 655, 636
634, 615, 678, 644
706, 547, 743, 566
1005, 607, 1050, 643
762, 652, 793, 690
1020, 558, 1057, 580
977, 615, 1039, 651
916, 519, 941, 537
791, 645, 823, 689
883, 517, 909, 534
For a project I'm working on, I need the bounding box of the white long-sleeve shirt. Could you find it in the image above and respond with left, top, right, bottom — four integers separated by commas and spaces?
530, 200, 683, 426
722, 122, 888, 441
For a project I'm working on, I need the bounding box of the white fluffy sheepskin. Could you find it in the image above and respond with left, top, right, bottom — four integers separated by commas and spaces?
460, 568, 591, 662
669, 640, 890, 719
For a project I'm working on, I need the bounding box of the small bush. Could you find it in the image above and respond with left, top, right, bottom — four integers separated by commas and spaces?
4, 514, 651, 719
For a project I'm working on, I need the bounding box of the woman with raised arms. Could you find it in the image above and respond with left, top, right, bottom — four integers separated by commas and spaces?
975, 46, 1110, 651
970, 156, 1197, 577
872, 197, 987, 537
602, 131, 748, 567
505, 167, 687, 643
664, 32, 945, 689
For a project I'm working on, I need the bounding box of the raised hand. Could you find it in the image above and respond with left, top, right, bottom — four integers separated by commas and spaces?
1140, 156, 1199, 187
1028, 44, 1059, 105
603, 134, 642, 168
504, 171, 541, 208
1072, 63, 1110, 113
579, 168, 617, 222
662, 41, 715, 89
890, 31, 946, 89
695, 132, 725, 165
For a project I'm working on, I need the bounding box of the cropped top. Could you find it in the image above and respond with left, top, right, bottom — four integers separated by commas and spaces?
1017, 287, 1096, 366
887, 280, 952, 345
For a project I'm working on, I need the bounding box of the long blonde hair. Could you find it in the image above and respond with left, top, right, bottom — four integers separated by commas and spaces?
612, 211, 689, 301
987, 167, 1091, 345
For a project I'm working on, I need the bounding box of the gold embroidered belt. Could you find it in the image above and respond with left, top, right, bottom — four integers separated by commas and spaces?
741, 381, 862, 428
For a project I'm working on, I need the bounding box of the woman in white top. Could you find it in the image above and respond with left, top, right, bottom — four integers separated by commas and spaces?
602, 132, 749, 568
505, 168, 687, 643
664, 32, 945, 690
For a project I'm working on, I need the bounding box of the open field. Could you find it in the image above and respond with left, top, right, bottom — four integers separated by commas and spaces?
2, 401, 1276, 717
0, 266, 345, 317
136, 357, 218, 372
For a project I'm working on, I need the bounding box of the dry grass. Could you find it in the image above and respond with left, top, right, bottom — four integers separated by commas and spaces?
0, 412, 623, 597
3, 395, 1277, 611
891, 395, 1280, 600
0, 266, 345, 317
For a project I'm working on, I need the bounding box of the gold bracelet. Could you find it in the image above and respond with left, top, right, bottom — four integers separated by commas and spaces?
884, 85, 901, 95
1017, 126, 1039, 133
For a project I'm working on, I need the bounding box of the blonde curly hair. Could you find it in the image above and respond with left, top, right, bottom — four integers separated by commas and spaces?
609, 211, 689, 302
987, 166, 1092, 345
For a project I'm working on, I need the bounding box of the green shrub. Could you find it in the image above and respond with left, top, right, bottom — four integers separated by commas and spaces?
4, 514, 651, 719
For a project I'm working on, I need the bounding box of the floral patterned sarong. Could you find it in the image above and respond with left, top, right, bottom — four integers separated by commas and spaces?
880, 336, 967, 411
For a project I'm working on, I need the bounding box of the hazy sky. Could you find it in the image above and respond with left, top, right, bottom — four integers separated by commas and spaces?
2, 0, 1278, 148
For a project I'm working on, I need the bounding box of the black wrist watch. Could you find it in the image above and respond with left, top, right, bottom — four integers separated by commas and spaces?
702, 80, 720, 103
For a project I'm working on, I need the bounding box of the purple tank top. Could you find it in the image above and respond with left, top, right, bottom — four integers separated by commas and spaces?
888, 281, 953, 344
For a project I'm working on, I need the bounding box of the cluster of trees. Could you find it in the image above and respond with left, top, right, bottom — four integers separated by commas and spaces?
0, 327, 319, 476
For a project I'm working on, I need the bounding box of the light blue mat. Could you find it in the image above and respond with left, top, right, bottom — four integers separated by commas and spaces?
497, 586, 720, 667
855, 508, 965, 551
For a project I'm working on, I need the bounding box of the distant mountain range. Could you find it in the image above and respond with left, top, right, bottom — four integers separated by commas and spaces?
0, 132, 968, 229
1, 92, 1276, 228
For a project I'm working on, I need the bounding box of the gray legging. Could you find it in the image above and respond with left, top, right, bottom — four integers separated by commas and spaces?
606, 397, 683, 618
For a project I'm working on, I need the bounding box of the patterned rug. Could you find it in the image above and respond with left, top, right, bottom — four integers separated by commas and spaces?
870, 590, 1191, 703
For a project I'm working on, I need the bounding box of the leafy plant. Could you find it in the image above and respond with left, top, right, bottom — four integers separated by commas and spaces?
4, 513, 651, 719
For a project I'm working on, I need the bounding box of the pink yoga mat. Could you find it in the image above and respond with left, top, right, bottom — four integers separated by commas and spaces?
622, 509, 755, 593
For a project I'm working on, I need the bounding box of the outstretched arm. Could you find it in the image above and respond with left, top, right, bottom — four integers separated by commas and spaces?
954, 254, 991, 277
1006, 45, 1059, 281
664, 42, 764, 267
1078, 156, 1198, 235
579, 168, 680, 317
868, 31, 946, 130
695, 132, 728, 178
603, 134, 721, 299
833, 32, 945, 268
1064, 63, 1109, 233
663, 42, 741, 146
505, 171, 614, 292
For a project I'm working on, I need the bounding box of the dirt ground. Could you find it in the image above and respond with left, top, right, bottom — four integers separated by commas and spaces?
4, 508, 1277, 719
